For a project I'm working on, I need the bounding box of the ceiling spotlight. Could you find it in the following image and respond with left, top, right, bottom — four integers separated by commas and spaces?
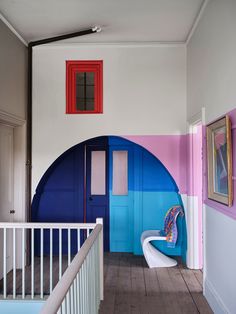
92, 26, 102, 33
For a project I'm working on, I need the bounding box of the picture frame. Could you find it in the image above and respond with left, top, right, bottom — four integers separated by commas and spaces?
207, 115, 233, 206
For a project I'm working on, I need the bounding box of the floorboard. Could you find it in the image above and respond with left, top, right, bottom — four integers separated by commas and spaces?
100, 253, 213, 314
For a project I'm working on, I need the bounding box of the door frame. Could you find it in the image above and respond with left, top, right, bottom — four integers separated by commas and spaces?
0, 110, 26, 268
187, 108, 205, 270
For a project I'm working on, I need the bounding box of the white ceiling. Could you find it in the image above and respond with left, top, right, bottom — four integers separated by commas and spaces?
0, 0, 205, 44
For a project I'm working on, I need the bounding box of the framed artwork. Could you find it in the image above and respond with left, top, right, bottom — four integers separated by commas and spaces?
207, 115, 233, 206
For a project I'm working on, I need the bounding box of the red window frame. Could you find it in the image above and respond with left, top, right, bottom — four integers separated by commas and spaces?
66, 60, 103, 114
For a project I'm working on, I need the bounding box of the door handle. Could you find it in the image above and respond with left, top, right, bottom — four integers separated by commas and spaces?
89, 196, 93, 201
10, 210, 15, 214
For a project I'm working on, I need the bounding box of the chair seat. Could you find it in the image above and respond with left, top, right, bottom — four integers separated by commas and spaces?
141, 230, 166, 244
141, 230, 177, 268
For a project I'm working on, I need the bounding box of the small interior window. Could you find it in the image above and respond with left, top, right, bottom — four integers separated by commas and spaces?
66, 60, 103, 114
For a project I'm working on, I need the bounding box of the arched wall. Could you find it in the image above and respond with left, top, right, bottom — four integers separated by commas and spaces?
32, 136, 187, 259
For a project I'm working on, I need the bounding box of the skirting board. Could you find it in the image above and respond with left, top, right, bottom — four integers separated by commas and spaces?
204, 278, 230, 314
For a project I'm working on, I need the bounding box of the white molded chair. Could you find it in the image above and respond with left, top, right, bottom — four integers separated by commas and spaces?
141, 230, 177, 268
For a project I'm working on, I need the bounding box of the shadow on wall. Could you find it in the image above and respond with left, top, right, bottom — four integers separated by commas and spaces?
32, 136, 187, 262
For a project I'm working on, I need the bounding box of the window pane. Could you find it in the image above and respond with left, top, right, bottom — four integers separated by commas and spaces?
76, 72, 85, 84
86, 72, 95, 85
112, 151, 128, 195
76, 99, 85, 111
76, 85, 85, 99
91, 151, 106, 195
76, 72, 95, 111
86, 85, 94, 99
86, 99, 95, 111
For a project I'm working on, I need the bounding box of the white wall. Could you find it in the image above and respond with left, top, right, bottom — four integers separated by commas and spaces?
32, 44, 186, 192
0, 20, 27, 119
187, 1, 236, 313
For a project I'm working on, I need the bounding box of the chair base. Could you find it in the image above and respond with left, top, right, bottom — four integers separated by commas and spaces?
141, 230, 177, 268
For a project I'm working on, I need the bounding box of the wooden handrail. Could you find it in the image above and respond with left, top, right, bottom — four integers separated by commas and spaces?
40, 223, 103, 314
0, 222, 96, 229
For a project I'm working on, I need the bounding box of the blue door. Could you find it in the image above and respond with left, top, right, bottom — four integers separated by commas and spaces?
86, 142, 109, 251
109, 141, 134, 252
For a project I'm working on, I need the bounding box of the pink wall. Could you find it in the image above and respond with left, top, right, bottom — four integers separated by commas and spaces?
124, 135, 187, 194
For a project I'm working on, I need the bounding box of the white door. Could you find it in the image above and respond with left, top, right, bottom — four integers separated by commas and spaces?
0, 124, 14, 277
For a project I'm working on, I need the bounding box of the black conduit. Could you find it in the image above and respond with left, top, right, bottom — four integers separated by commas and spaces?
26, 27, 99, 222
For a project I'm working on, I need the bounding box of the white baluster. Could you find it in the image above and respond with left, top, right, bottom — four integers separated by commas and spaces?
82, 264, 85, 314
13, 228, 16, 299
40, 228, 44, 299
62, 298, 66, 314
59, 228, 62, 279
96, 239, 100, 309
22, 228, 25, 299
88, 250, 91, 313
79, 271, 82, 314
31, 228, 34, 299
77, 229, 80, 252
92, 245, 95, 313
71, 284, 74, 313
68, 229, 71, 266
66, 289, 71, 313
3, 228, 7, 299
85, 257, 88, 312
75, 274, 78, 314
97, 218, 104, 300
50, 228, 53, 293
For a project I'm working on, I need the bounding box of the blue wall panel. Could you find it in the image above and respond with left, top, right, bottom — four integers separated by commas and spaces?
142, 151, 178, 191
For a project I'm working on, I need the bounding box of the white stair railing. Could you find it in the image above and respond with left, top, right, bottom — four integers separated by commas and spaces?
0, 221, 99, 299
40, 218, 103, 314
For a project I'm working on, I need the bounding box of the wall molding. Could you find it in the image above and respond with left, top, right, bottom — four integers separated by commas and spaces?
33, 41, 186, 49
205, 277, 229, 314
0, 110, 26, 127
0, 12, 28, 46
186, 0, 209, 45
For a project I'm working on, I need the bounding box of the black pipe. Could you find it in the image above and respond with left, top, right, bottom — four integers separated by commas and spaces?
26, 27, 99, 222
29, 28, 96, 47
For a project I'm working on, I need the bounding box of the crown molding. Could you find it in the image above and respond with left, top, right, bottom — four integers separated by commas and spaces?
186, 0, 209, 45
33, 41, 186, 49
0, 12, 28, 46
0, 110, 26, 127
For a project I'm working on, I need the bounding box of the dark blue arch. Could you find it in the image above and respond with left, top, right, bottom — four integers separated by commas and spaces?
32, 135, 186, 261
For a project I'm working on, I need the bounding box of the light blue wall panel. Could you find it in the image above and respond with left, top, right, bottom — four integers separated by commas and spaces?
109, 136, 186, 260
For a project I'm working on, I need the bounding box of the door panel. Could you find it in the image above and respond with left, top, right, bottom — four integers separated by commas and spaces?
109, 146, 134, 252
0, 124, 14, 277
86, 144, 109, 251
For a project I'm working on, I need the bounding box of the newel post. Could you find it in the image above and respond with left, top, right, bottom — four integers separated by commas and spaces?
96, 218, 104, 300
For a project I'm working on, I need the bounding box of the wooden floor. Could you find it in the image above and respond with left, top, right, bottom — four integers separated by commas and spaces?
99, 253, 213, 314
0, 253, 213, 314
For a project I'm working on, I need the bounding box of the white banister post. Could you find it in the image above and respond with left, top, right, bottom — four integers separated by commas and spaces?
96, 218, 104, 301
